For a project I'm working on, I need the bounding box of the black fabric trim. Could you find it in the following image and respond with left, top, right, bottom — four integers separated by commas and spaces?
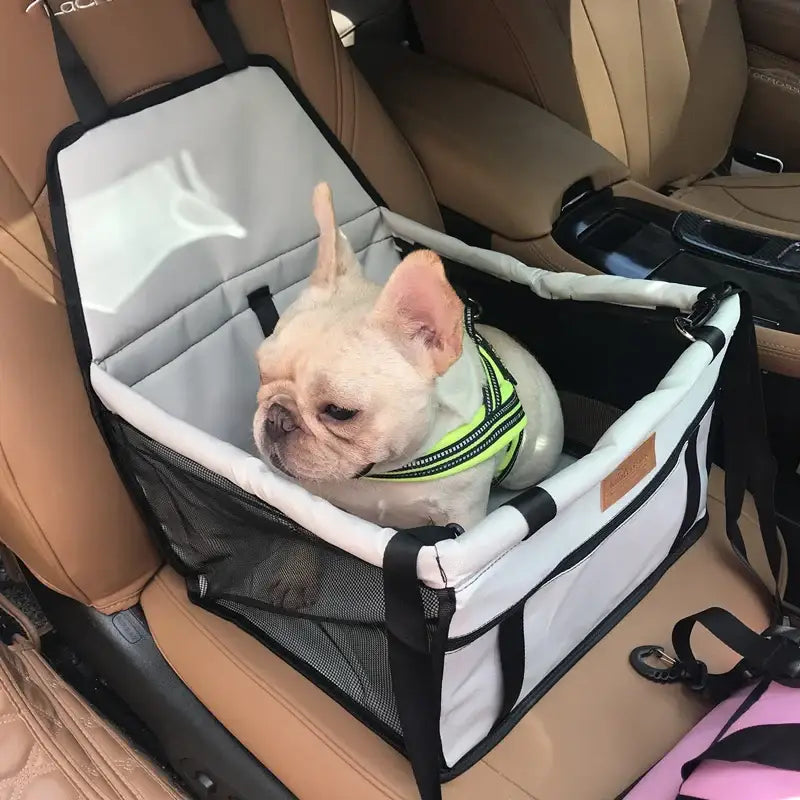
247, 287, 280, 336
719, 292, 783, 612
193, 0, 248, 72
448, 392, 716, 652
692, 325, 726, 357
44, 0, 108, 127
682, 723, 800, 778
509, 486, 557, 538
496, 608, 526, 723
677, 429, 701, 543
441, 512, 710, 781
384, 528, 453, 800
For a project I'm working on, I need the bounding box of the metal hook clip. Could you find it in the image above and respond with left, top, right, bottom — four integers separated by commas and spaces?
629, 645, 684, 684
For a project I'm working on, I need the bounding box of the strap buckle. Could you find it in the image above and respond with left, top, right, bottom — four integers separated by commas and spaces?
629, 646, 708, 690
675, 282, 740, 342
761, 625, 800, 680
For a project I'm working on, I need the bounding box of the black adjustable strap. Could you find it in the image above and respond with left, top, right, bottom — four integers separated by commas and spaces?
495, 609, 526, 722
681, 723, 800, 784
247, 287, 280, 336
671, 607, 800, 701
192, 0, 248, 72
718, 291, 783, 608
43, 1, 109, 127
383, 527, 452, 800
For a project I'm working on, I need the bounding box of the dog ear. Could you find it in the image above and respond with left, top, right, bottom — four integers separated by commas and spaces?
371, 249, 464, 376
310, 182, 362, 287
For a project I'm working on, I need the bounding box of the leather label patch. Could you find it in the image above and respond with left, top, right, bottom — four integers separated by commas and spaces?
601, 435, 656, 511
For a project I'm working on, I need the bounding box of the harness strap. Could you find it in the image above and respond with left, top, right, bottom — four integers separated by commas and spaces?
367, 305, 527, 483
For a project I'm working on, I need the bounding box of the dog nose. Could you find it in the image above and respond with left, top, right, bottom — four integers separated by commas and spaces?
265, 403, 297, 441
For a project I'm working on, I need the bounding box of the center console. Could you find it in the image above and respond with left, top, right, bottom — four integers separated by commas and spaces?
552, 190, 800, 334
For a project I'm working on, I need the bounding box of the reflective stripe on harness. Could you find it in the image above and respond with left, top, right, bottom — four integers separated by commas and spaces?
365, 305, 527, 484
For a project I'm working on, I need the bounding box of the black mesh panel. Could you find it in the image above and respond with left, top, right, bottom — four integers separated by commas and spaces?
112, 418, 445, 744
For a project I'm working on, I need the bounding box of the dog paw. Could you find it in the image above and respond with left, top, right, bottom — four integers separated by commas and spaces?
267, 576, 319, 612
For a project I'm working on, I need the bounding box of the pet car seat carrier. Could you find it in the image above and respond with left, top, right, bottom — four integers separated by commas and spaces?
44, 2, 784, 798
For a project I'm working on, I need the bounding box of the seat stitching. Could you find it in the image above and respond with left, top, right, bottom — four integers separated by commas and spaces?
28, 654, 184, 799
637, 0, 651, 175
701, 177, 800, 190
326, 6, 346, 141
759, 342, 800, 359
480, 756, 537, 799
718, 187, 800, 225
0, 246, 59, 300
488, 0, 546, 108
149, 573, 402, 800
579, 0, 629, 165
24, 656, 135, 800
276, 0, 299, 79
0, 656, 109, 800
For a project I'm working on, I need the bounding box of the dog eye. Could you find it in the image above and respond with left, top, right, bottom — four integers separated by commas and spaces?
324, 404, 359, 421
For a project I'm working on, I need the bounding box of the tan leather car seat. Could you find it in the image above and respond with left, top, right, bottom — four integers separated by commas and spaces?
0, 594, 187, 800
410, 0, 800, 236
0, 2, 776, 798
0, 0, 440, 614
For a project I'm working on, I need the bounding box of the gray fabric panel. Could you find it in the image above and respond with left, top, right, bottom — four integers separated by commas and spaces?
57, 67, 388, 368
102, 208, 394, 386
131, 234, 399, 448
57, 66, 402, 441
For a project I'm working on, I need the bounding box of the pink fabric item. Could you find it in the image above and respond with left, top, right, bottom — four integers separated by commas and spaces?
624, 682, 800, 799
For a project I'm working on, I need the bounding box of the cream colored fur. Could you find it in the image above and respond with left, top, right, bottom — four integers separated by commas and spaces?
254, 183, 563, 530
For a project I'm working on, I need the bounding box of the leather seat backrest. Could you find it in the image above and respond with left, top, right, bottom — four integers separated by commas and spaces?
0, 0, 439, 612
411, 0, 749, 188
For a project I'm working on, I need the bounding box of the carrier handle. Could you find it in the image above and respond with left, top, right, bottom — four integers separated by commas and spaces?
41, 0, 109, 127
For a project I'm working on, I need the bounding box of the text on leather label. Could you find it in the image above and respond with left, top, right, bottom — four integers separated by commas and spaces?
601, 434, 656, 511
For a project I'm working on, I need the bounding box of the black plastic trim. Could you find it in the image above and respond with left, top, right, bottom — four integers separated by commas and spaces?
26, 574, 295, 800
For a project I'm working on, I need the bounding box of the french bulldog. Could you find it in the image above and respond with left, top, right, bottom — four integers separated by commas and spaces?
254, 183, 564, 531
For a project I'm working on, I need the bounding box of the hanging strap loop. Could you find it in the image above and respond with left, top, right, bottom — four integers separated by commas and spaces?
383, 526, 455, 800
717, 290, 784, 609
192, 0, 248, 72
42, 0, 109, 127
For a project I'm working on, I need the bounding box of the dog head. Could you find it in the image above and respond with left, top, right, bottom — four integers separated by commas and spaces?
253, 182, 464, 483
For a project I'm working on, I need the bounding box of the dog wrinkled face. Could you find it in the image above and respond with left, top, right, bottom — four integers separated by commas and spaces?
253, 183, 464, 484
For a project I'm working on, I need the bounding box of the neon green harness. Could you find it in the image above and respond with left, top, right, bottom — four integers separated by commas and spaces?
365, 306, 527, 484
